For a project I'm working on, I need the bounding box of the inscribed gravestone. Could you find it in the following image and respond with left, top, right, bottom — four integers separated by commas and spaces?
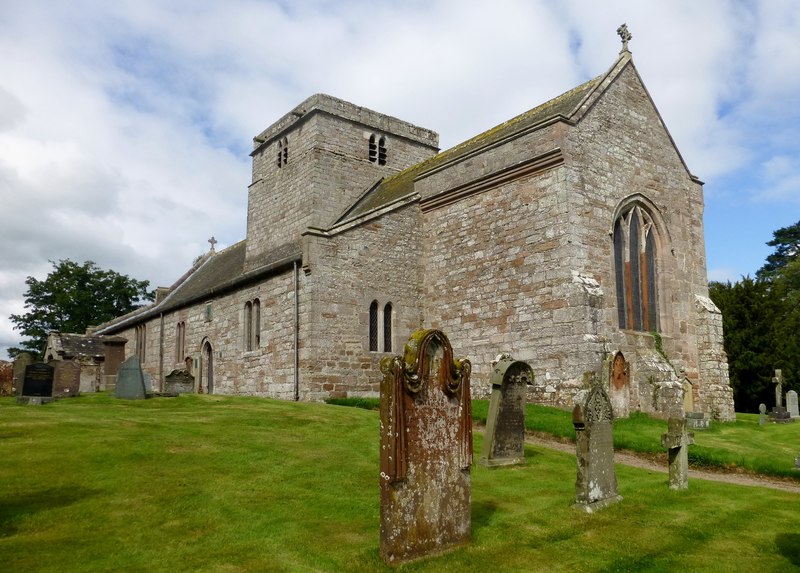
787, 390, 799, 419
479, 354, 532, 467
164, 369, 195, 394
51, 360, 80, 398
12, 353, 33, 396
22, 363, 54, 397
759, 403, 767, 426
379, 329, 472, 564
661, 417, 695, 490
116, 356, 147, 400
572, 383, 622, 512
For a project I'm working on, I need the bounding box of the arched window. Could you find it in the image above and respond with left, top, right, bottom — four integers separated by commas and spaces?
368, 134, 377, 162
614, 204, 659, 332
252, 299, 261, 349
383, 302, 393, 352
277, 137, 288, 168
175, 321, 186, 362
378, 136, 387, 165
244, 301, 253, 351
369, 300, 379, 352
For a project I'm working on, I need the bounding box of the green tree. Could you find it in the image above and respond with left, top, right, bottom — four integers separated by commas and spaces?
9, 260, 154, 358
757, 219, 800, 278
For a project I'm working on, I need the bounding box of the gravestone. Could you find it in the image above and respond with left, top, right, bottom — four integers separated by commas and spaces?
0, 360, 12, 396
51, 360, 80, 398
661, 417, 695, 490
685, 411, 709, 430
379, 329, 472, 564
786, 390, 799, 419
607, 351, 631, 418
12, 353, 33, 396
17, 362, 55, 405
773, 369, 783, 409
164, 369, 195, 394
116, 356, 147, 400
759, 403, 767, 426
479, 354, 532, 467
769, 370, 793, 423
572, 383, 622, 512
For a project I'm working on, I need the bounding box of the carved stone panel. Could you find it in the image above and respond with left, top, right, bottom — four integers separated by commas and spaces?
379, 329, 472, 564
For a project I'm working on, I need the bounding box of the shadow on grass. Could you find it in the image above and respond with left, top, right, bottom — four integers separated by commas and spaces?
0, 486, 98, 537
776, 533, 800, 566
472, 500, 499, 530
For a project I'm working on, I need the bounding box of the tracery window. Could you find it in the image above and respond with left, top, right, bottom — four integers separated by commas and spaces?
613, 204, 659, 332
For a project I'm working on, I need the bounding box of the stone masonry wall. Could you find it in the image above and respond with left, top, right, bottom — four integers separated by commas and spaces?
117, 268, 298, 399
300, 204, 425, 401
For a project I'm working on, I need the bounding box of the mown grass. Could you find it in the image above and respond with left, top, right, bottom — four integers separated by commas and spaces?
472, 400, 800, 480
1, 394, 799, 572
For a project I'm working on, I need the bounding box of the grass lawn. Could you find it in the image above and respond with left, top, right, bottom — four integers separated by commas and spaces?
1, 394, 798, 572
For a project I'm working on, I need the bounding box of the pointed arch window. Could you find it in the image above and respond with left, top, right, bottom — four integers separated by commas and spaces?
243, 298, 261, 352
175, 321, 186, 362
369, 300, 379, 352
614, 204, 659, 332
383, 303, 393, 352
276, 137, 288, 168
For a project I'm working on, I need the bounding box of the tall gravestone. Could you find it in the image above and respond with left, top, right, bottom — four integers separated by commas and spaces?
572, 383, 622, 512
607, 351, 630, 419
51, 360, 80, 398
12, 353, 33, 396
786, 390, 799, 419
661, 417, 695, 490
116, 356, 148, 400
759, 403, 767, 426
769, 369, 793, 423
18, 363, 55, 405
379, 329, 472, 564
480, 354, 532, 467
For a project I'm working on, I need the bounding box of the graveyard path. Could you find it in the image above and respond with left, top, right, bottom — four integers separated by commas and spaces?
521, 432, 800, 494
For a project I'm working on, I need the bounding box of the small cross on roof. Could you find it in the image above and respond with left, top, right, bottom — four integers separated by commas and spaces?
617, 23, 632, 53
208, 236, 218, 252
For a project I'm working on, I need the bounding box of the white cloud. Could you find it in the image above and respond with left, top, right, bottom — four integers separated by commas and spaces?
1, 0, 799, 358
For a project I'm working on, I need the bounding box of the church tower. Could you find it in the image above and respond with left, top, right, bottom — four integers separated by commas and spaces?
245, 94, 439, 270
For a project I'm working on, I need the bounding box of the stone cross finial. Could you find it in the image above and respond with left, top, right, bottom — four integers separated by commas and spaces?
617, 23, 632, 53
208, 236, 218, 252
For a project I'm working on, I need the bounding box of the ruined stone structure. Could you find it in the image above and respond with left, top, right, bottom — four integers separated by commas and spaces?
91, 34, 735, 420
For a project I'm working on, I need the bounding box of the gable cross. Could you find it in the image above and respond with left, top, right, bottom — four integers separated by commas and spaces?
617, 23, 632, 53
208, 236, 218, 253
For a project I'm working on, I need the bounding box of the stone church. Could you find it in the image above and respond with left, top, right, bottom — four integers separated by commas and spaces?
93, 32, 736, 420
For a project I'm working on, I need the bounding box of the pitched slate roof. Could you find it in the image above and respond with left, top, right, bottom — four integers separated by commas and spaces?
94, 240, 301, 334
338, 73, 604, 224
49, 332, 108, 359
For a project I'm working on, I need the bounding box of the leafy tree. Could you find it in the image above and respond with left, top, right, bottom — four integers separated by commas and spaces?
9, 260, 154, 358
757, 219, 800, 278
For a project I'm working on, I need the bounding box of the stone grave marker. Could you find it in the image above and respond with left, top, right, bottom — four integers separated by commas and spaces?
774, 369, 783, 409
116, 356, 147, 400
572, 383, 622, 512
661, 417, 695, 490
51, 360, 80, 398
0, 360, 12, 396
18, 362, 55, 405
787, 390, 799, 419
164, 369, 195, 394
479, 354, 532, 467
379, 329, 472, 564
12, 352, 33, 396
769, 370, 793, 423
759, 403, 767, 426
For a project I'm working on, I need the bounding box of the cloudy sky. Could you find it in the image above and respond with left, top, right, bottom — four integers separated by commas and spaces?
1, 0, 798, 359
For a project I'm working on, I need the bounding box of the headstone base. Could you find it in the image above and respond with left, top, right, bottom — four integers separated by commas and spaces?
16, 396, 55, 405
769, 407, 794, 424
685, 412, 709, 430
572, 495, 623, 514
478, 456, 525, 468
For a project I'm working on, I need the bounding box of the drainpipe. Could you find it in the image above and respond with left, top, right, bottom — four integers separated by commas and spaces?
293, 260, 300, 401
158, 313, 164, 392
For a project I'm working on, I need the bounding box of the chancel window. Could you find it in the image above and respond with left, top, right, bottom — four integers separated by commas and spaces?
175, 321, 186, 362
614, 204, 659, 332
243, 299, 261, 351
369, 300, 394, 352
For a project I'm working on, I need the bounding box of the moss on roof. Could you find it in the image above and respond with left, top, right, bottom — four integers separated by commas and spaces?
341, 74, 602, 222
